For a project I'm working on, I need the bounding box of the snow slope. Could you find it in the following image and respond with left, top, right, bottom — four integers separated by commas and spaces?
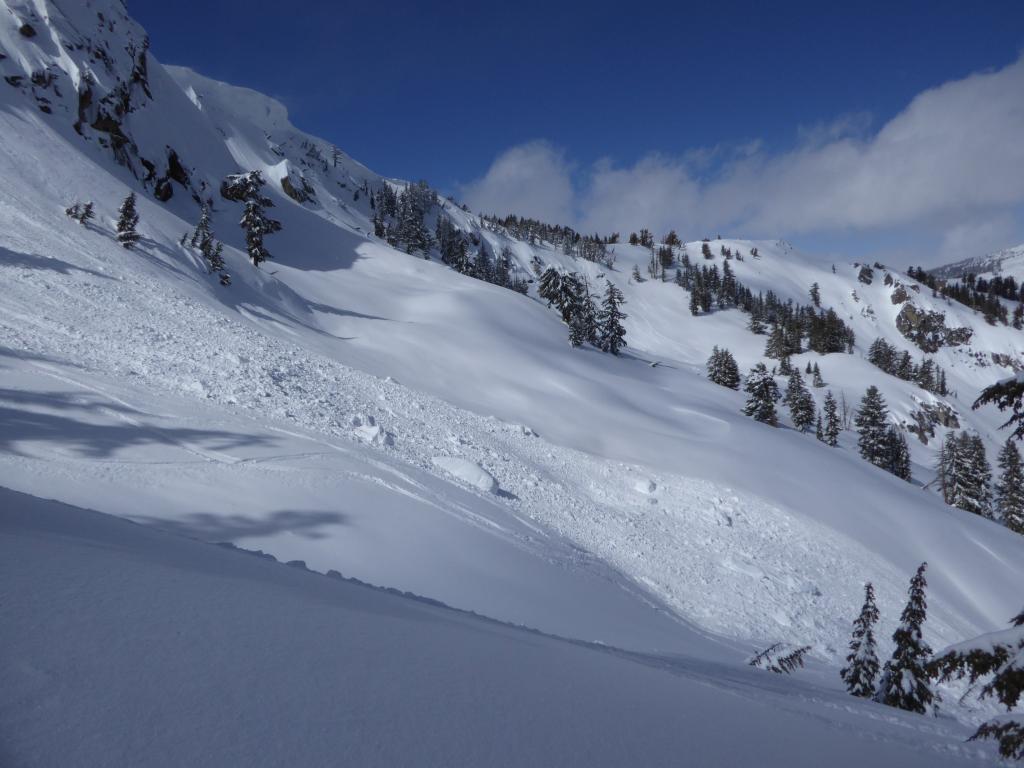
0, 0, 1023, 760
0, 487, 995, 768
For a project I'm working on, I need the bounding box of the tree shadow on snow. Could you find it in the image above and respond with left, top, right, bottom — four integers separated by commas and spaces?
0, 400, 275, 459
135, 509, 350, 542
0, 245, 115, 280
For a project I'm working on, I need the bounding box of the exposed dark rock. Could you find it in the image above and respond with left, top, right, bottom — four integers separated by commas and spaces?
281, 173, 315, 203
895, 303, 972, 352
883, 272, 894, 286
220, 174, 250, 202
5, 75, 24, 87
154, 177, 173, 202
890, 284, 910, 304
166, 149, 189, 186
18, 23, 36, 38
858, 265, 874, 285
992, 352, 1024, 372
906, 401, 960, 444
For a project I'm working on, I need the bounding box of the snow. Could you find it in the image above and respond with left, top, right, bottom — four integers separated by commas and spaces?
0, 0, 1022, 761
0, 487, 995, 767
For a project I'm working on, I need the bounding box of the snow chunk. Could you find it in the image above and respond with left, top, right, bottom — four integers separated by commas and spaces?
432, 457, 498, 493
634, 479, 657, 495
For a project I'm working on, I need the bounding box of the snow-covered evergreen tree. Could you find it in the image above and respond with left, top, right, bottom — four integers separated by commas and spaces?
116, 192, 140, 249
932, 605, 1024, 759
784, 369, 815, 433
885, 426, 912, 482
876, 563, 934, 715
706, 347, 741, 390
823, 390, 841, 447
597, 280, 627, 355
538, 267, 562, 307
764, 324, 788, 359
996, 439, 1024, 533
235, 171, 281, 268
840, 582, 880, 698
855, 386, 890, 468
743, 364, 781, 426
190, 203, 212, 249
812, 362, 824, 388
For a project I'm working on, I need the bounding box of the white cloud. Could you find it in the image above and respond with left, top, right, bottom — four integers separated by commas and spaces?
458, 56, 1024, 264
458, 141, 575, 224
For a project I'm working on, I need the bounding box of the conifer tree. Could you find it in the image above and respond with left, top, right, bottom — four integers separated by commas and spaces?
840, 583, 881, 698
241, 201, 272, 267
784, 369, 816, 433
876, 563, 934, 714
79, 201, 94, 226
823, 390, 841, 447
706, 347, 741, 390
237, 171, 281, 268
931, 606, 1024, 759
116, 192, 140, 249
538, 267, 562, 307
597, 280, 627, 355
856, 386, 891, 468
815, 413, 824, 442
885, 426, 912, 481
812, 363, 824, 388
190, 203, 212, 249
996, 439, 1024, 533
809, 282, 821, 307
764, 324, 788, 359
569, 279, 598, 348
743, 363, 781, 426
555, 272, 583, 325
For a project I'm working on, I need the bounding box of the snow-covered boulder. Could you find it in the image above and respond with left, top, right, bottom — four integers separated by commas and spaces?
432, 457, 498, 493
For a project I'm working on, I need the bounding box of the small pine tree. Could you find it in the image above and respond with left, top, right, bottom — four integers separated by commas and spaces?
823, 390, 841, 447
79, 201, 95, 225
784, 369, 815, 433
812, 362, 824, 387
996, 439, 1024, 533
856, 386, 890, 468
743, 363, 781, 426
876, 563, 934, 714
538, 267, 562, 307
707, 347, 741, 390
597, 280, 627, 355
885, 426, 913, 481
116, 192, 140, 249
815, 413, 824, 442
631, 264, 644, 283
840, 583, 881, 698
190, 203, 212, 249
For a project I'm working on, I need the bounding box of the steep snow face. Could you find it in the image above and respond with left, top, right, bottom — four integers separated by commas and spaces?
0, 489, 995, 768
1, 0, 1023, 708
932, 243, 1024, 280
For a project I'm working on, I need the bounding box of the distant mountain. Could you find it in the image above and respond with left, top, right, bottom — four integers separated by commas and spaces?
931, 243, 1024, 280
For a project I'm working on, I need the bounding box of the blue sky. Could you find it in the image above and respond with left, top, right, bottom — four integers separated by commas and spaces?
134, 1, 1024, 265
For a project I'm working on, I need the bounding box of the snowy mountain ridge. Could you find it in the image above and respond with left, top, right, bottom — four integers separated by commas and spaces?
1, 2, 1023, 764
932, 243, 1024, 280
